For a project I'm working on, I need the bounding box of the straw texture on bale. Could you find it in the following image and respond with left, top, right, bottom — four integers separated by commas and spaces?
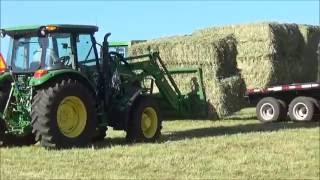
193, 22, 320, 88
129, 35, 246, 118
298, 25, 320, 81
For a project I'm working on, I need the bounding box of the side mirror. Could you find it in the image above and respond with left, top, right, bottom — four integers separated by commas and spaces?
0, 29, 6, 37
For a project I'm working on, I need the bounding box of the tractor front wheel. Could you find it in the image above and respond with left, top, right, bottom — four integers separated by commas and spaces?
126, 96, 162, 142
31, 79, 97, 148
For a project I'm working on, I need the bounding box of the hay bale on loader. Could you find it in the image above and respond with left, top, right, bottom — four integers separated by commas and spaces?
193, 22, 320, 88
130, 35, 246, 118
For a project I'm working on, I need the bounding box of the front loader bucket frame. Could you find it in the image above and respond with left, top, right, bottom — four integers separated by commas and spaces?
122, 52, 207, 119
167, 67, 207, 118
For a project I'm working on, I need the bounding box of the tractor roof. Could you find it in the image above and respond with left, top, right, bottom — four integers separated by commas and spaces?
2, 24, 98, 36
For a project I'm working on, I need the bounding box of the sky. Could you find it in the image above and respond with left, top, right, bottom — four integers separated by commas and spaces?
0, 0, 319, 56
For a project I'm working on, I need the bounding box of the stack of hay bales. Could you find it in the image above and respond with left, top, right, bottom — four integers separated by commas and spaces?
193, 22, 320, 88
129, 22, 320, 118
130, 34, 246, 118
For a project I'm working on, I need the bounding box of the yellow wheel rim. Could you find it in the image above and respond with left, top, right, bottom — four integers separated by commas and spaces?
57, 96, 87, 138
141, 107, 158, 138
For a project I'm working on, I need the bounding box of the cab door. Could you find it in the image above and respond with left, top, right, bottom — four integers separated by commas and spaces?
75, 33, 99, 86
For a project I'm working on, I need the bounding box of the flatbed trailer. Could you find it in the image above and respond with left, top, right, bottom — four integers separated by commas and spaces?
247, 82, 320, 122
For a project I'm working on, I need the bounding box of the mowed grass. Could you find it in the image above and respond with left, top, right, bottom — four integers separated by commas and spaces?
0, 108, 319, 179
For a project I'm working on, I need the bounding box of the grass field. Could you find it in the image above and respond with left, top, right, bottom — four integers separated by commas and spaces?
0, 108, 319, 179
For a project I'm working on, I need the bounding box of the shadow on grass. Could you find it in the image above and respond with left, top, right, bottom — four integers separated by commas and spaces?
92, 121, 319, 148
1, 121, 319, 149
162, 114, 257, 121
223, 115, 257, 121
91, 137, 129, 148
161, 121, 320, 142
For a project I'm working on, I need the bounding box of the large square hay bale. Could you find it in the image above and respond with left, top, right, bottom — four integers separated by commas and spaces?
193, 22, 320, 88
298, 25, 320, 81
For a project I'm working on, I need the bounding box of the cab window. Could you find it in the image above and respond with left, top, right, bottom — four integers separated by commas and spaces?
54, 33, 73, 66
76, 34, 96, 65
10, 33, 73, 72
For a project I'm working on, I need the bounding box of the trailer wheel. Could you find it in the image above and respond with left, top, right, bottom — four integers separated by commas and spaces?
288, 97, 315, 122
256, 97, 283, 123
31, 79, 97, 148
126, 96, 162, 142
307, 98, 320, 120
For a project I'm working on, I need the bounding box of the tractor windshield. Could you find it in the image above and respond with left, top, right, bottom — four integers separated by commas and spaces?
7, 33, 73, 72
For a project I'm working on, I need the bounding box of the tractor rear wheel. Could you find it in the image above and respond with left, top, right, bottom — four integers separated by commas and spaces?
126, 96, 162, 142
31, 79, 97, 148
0, 81, 35, 146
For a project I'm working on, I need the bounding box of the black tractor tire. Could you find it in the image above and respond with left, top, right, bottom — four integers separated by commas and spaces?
288, 97, 315, 122
256, 97, 284, 123
92, 127, 107, 142
31, 79, 97, 149
126, 96, 162, 143
0, 81, 35, 146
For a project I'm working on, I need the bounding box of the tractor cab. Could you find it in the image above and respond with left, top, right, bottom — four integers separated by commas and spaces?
0, 25, 100, 76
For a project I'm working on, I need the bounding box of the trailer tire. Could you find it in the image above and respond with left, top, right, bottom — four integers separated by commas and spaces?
126, 96, 162, 142
288, 97, 315, 122
278, 99, 288, 121
256, 97, 283, 123
31, 79, 97, 149
308, 98, 320, 121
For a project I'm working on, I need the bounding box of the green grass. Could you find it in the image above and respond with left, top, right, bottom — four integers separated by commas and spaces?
1, 108, 319, 179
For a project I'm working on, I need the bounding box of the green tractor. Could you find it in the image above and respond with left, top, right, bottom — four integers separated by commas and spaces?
0, 24, 207, 148
109, 40, 146, 58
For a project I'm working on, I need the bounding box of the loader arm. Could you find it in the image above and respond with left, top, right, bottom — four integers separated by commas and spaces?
124, 52, 207, 118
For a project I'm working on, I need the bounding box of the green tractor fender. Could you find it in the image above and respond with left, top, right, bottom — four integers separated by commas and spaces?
29, 69, 96, 94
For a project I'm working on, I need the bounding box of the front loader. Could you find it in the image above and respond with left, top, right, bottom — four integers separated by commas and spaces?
0, 24, 207, 148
